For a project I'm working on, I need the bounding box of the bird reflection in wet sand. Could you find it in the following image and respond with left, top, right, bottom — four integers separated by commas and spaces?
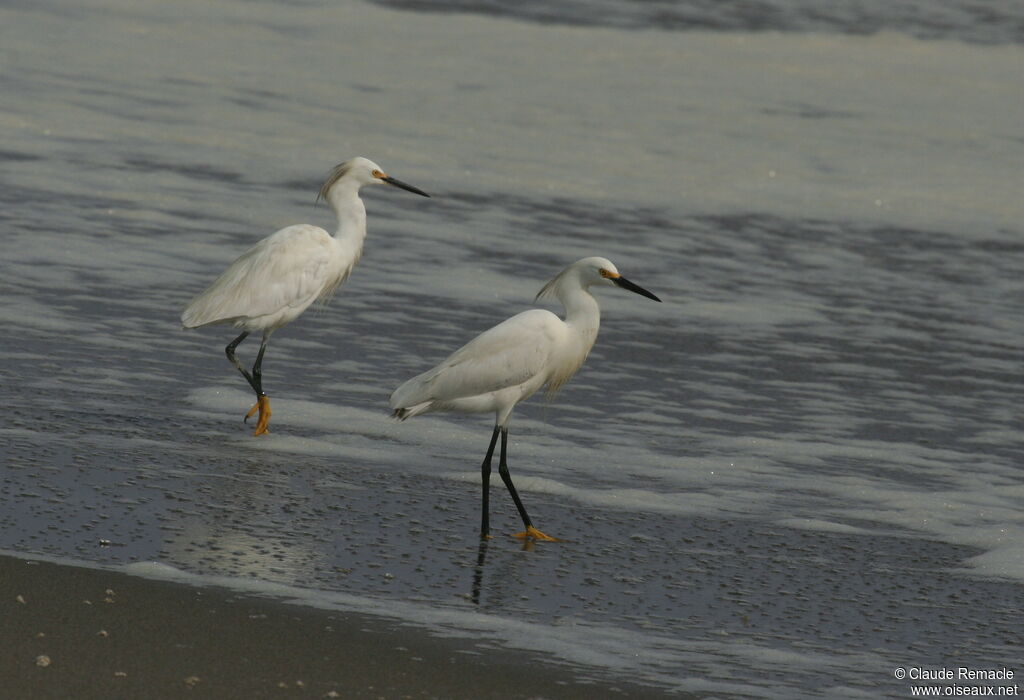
181, 157, 429, 435
391, 257, 661, 541
471, 536, 550, 605
471, 538, 489, 605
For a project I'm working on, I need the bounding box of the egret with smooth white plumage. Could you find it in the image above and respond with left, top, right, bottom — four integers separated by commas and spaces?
390, 257, 661, 541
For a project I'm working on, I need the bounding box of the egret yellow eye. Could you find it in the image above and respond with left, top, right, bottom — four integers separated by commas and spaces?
599, 268, 620, 279
372, 169, 386, 179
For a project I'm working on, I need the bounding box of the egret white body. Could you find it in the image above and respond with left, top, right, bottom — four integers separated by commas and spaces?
390, 256, 661, 540
182, 157, 429, 435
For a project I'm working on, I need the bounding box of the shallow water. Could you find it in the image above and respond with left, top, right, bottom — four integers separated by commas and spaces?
2, 0, 1022, 697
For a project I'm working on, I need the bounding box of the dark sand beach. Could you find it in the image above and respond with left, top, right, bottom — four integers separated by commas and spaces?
3, 554, 666, 699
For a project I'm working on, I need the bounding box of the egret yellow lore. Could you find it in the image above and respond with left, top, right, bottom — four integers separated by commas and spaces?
181, 157, 429, 435
390, 257, 661, 541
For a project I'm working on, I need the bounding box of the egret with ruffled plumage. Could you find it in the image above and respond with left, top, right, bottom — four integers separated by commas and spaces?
182, 157, 429, 435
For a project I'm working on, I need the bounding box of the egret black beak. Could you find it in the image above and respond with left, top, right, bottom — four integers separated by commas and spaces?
613, 276, 661, 302
381, 175, 430, 197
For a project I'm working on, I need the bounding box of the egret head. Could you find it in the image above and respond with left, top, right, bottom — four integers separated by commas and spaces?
575, 257, 659, 302
318, 157, 430, 202
537, 257, 662, 303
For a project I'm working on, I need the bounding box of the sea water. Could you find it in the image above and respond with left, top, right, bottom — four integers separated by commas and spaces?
1, 0, 1022, 696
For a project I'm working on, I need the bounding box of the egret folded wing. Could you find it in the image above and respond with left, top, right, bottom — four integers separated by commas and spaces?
391, 309, 562, 408
181, 225, 339, 328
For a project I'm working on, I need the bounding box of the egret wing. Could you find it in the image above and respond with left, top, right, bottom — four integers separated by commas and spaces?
182, 225, 338, 327
392, 309, 562, 407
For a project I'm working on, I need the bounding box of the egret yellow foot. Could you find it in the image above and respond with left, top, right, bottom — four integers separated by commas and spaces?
244, 395, 272, 436
512, 526, 559, 542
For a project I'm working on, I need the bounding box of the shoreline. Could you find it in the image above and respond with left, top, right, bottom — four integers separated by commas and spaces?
2, 552, 673, 699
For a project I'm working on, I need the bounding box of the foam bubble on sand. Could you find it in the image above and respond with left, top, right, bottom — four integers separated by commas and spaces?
121, 560, 197, 581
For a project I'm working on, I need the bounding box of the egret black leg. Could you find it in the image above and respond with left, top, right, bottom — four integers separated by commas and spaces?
251, 334, 269, 396
225, 331, 272, 436
225, 331, 259, 394
479, 425, 501, 539
244, 334, 272, 435
497, 427, 534, 530
499, 428, 559, 542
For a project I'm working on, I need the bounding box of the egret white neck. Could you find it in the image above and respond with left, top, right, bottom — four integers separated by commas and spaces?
326, 185, 368, 243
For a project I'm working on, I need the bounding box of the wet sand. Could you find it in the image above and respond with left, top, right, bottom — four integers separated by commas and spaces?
2, 553, 669, 699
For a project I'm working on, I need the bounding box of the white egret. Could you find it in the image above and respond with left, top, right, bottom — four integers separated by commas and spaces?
390, 257, 661, 541
182, 157, 429, 435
